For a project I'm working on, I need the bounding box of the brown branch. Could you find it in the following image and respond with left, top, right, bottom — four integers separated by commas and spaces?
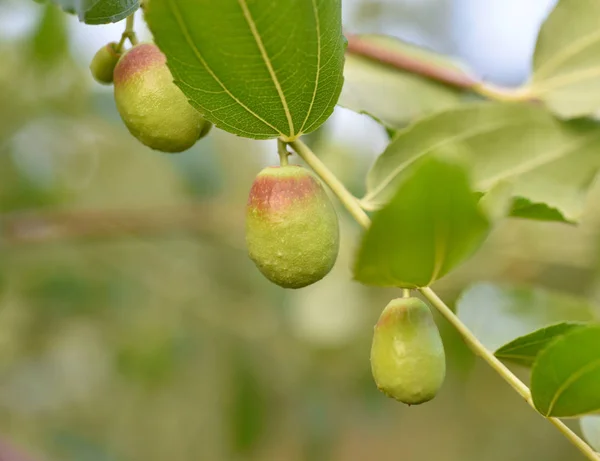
345, 32, 536, 102
1, 204, 244, 247
345, 32, 478, 89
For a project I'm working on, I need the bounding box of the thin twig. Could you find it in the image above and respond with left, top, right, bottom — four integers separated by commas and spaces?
1, 205, 243, 248
345, 33, 536, 103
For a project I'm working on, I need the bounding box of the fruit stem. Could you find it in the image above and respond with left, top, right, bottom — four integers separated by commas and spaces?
277, 138, 290, 166
287, 139, 370, 228
288, 137, 600, 461
402, 289, 411, 298
117, 14, 138, 52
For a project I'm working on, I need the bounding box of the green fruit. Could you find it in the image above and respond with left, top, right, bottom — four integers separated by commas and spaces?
371, 297, 446, 405
113, 43, 211, 153
89, 42, 121, 84
246, 165, 339, 289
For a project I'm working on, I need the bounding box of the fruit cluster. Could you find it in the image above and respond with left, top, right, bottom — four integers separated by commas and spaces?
90, 42, 211, 152
90, 40, 446, 406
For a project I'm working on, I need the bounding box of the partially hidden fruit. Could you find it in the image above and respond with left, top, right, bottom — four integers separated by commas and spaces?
113, 43, 211, 153
246, 165, 339, 289
90, 42, 121, 85
371, 297, 446, 405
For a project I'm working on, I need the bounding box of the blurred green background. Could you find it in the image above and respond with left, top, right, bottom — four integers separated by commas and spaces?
1, 1, 600, 460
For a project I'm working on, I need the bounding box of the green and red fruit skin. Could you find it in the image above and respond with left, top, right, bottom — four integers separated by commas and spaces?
113, 43, 211, 153
246, 165, 340, 289
90, 42, 121, 85
371, 297, 446, 405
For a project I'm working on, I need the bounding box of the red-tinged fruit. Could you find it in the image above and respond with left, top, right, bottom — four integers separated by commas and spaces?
246, 165, 339, 289
90, 42, 121, 85
113, 43, 211, 153
371, 297, 446, 405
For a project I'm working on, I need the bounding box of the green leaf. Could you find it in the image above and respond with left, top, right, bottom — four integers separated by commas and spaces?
581, 415, 600, 452
531, 324, 600, 417
49, 0, 139, 24
495, 322, 584, 367
145, 0, 345, 141
510, 197, 573, 223
529, 0, 600, 118
457, 283, 596, 352
353, 157, 489, 288
30, 3, 70, 64
230, 348, 267, 456
362, 102, 600, 222
339, 34, 465, 129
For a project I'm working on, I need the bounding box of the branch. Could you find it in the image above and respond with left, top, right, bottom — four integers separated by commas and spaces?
1, 204, 243, 248
288, 137, 599, 461
344, 33, 536, 103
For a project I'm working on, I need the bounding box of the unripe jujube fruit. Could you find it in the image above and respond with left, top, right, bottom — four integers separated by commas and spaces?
90, 42, 121, 84
113, 43, 211, 153
371, 297, 446, 405
246, 165, 339, 289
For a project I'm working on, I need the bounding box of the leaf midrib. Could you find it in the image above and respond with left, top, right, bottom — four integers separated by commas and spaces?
545, 357, 600, 416
363, 118, 529, 206
237, 0, 295, 139
534, 28, 600, 81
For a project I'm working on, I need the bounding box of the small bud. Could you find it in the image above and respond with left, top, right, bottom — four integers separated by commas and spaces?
371, 297, 446, 405
246, 165, 339, 289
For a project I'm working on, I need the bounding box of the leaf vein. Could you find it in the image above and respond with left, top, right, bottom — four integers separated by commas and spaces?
165, 0, 282, 137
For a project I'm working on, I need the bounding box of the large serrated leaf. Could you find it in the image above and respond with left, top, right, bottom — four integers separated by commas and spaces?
353, 157, 489, 288
340, 34, 465, 128
145, 0, 345, 141
49, 0, 139, 24
529, 0, 600, 118
457, 283, 596, 352
362, 102, 600, 222
531, 325, 600, 417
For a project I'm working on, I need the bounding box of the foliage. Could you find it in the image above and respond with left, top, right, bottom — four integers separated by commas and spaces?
5, 0, 600, 460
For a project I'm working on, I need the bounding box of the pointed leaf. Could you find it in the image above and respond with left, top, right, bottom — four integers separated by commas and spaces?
457, 283, 596, 352
531, 325, 600, 417
145, 0, 345, 140
362, 102, 600, 222
581, 415, 600, 452
354, 157, 489, 288
340, 34, 464, 128
495, 322, 585, 367
49, 0, 139, 24
530, 0, 600, 118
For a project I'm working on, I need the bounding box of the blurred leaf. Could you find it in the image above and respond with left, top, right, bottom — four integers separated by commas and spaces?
362, 102, 600, 222
510, 197, 573, 223
230, 349, 267, 456
354, 157, 489, 288
531, 325, 600, 417
146, 0, 345, 140
457, 283, 596, 351
530, 0, 600, 118
478, 180, 513, 223
340, 34, 464, 128
30, 3, 69, 64
581, 415, 600, 451
116, 338, 178, 387
495, 322, 584, 367
50, 0, 139, 24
